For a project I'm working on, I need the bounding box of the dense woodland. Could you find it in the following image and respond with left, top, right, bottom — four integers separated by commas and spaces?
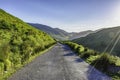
0, 9, 56, 79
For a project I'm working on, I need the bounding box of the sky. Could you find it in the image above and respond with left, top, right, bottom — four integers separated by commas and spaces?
0, 0, 120, 32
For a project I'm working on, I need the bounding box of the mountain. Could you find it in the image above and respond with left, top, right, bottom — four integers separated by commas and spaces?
28, 23, 93, 40
54, 28, 70, 37
0, 9, 55, 79
28, 23, 70, 40
69, 30, 93, 40
72, 26, 120, 56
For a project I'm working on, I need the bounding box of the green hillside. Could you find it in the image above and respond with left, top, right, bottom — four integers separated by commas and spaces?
28, 23, 70, 40
0, 9, 55, 79
28, 23, 93, 40
73, 26, 120, 56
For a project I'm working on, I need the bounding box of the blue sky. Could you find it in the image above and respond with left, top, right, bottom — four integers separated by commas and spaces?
0, 0, 120, 32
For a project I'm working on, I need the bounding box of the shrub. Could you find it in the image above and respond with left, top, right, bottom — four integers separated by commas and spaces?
77, 45, 84, 55
10, 53, 21, 68
63, 41, 120, 79
80, 49, 97, 59
4, 59, 11, 71
0, 41, 10, 61
0, 62, 4, 74
11, 46, 19, 53
91, 53, 116, 72
115, 56, 120, 66
73, 44, 79, 52
86, 55, 99, 64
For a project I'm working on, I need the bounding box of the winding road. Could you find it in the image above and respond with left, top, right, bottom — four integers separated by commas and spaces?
9, 43, 111, 80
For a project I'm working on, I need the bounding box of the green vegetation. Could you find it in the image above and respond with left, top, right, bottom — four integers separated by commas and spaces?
0, 9, 56, 80
63, 41, 120, 80
72, 26, 120, 57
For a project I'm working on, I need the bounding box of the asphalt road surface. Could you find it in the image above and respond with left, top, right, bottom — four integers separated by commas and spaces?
9, 43, 111, 80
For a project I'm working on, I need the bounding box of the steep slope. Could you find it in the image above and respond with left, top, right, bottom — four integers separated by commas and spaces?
73, 26, 120, 56
28, 23, 69, 40
0, 9, 55, 79
54, 28, 70, 37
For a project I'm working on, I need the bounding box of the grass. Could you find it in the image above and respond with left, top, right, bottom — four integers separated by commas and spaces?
0, 44, 55, 80
63, 41, 120, 80
0, 9, 56, 80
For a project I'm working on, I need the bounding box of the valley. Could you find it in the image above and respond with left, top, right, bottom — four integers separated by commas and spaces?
28, 23, 93, 40
0, 4, 120, 80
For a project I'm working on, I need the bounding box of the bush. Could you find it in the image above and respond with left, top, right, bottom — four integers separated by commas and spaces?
0, 62, 4, 74
4, 59, 11, 71
91, 53, 116, 72
0, 41, 10, 61
86, 55, 99, 64
63, 41, 120, 79
77, 45, 84, 55
80, 49, 97, 59
72, 44, 79, 53
115, 56, 120, 66
10, 53, 21, 67
11, 46, 19, 53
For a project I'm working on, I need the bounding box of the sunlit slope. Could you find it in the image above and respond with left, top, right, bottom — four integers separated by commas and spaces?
73, 26, 120, 56
0, 9, 55, 78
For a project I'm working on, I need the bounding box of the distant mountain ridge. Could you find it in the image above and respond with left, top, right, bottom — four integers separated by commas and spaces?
69, 30, 93, 40
28, 23, 93, 40
28, 23, 70, 40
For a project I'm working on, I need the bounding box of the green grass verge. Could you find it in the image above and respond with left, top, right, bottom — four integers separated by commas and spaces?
62, 41, 120, 80
0, 44, 55, 80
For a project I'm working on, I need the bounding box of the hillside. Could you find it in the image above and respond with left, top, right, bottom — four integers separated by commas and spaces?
73, 26, 120, 56
0, 9, 55, 79
69, 30, 93, 40
28, 23, 69, 40
28, 23, 93, 40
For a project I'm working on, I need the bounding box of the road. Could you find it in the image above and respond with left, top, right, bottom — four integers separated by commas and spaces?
9, 43, 111, 80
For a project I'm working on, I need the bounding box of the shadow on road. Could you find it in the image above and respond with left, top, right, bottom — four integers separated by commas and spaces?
62, 45, 71, 51
74, 58, 83, 63
86, 66, 111, 80
63, 52, 84, 63
62, 44, 111, 80
63, 52, 75, 56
